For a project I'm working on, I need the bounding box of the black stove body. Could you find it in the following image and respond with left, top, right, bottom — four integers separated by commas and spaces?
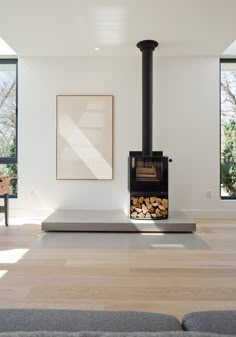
128, 40, 170, 220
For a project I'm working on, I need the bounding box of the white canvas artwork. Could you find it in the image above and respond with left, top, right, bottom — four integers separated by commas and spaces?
56, 95, 113, 180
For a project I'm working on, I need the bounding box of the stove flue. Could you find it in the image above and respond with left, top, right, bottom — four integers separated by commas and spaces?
137, 40, 158, 156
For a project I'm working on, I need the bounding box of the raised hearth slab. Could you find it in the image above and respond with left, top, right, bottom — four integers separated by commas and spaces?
42, 210, 196, 232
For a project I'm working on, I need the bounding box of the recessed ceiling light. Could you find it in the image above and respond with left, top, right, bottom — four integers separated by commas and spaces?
95, 47, 100, 51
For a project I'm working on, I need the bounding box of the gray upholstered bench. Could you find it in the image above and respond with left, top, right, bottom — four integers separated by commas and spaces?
182, 311, 236, 335
0, 331, 232, 337
0, 309, 235, 337
0, 310, 181, 333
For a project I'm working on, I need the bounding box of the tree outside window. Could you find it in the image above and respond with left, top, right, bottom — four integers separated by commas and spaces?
221, 60, 236, 198
0, 60, 17, 197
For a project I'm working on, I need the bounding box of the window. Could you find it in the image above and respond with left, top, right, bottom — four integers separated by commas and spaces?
220, 59, 236, 199
0, 59, 17, 197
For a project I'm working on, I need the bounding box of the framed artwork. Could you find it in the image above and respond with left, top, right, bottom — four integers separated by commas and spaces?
56, 95, 113, 180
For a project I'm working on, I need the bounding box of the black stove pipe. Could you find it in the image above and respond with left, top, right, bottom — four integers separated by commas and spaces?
137, 40, 158, 156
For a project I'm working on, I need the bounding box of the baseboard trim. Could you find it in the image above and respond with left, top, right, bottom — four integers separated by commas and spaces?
184, 209, 236, 219
5, 208, 53, 218
4, 208, 236, 221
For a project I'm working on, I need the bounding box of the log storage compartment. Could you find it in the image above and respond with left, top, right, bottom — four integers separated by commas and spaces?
130, 196, 168, 219
129, 151, 169, 220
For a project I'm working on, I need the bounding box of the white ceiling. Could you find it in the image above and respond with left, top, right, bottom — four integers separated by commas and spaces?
0, 0, 235, 57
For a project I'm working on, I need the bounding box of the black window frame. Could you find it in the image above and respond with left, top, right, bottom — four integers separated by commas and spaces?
220, 58, 236, 200
0, 58, 18, 198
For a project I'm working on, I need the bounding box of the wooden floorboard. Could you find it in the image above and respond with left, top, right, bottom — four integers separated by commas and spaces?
0, 220, 236, 319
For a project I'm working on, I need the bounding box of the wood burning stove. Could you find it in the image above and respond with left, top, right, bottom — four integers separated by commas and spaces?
128, 40, 171, 220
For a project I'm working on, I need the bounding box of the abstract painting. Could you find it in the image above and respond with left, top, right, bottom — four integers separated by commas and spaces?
56, 95, 113, 180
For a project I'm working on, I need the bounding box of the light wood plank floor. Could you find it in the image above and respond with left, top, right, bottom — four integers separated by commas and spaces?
0, 219, 236, 320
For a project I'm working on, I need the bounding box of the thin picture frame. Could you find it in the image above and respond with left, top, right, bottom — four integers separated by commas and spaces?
56, 95, 113, 180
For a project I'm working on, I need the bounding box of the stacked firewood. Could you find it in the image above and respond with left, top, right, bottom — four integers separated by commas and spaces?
130, 196, 168, 219
0, 175, 10, 195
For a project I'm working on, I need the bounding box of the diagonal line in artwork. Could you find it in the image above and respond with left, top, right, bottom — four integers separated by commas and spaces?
59, 113, 112, 179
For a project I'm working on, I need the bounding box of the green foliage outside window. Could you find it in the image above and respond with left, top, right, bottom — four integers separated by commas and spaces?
221, 62, 236, 197
222, 120, 236, 195
0, 60, 17, 197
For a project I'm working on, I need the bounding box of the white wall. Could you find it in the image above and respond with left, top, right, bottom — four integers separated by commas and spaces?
155, 57, 233, 217
12, 55, 236, 217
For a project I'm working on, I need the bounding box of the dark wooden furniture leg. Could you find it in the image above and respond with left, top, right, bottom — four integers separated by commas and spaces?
4, 193, 9, 226
0, 193, 9, 226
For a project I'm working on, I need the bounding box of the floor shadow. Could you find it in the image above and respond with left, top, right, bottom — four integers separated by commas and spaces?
31, 232, 209, 250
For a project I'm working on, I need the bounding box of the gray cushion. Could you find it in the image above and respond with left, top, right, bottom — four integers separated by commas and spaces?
0, 309, 182, 333
0, 332, 232, 337
182, 311, 236, 335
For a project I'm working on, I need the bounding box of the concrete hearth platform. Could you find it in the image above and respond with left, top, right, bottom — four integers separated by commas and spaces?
42, 210, 196, 232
